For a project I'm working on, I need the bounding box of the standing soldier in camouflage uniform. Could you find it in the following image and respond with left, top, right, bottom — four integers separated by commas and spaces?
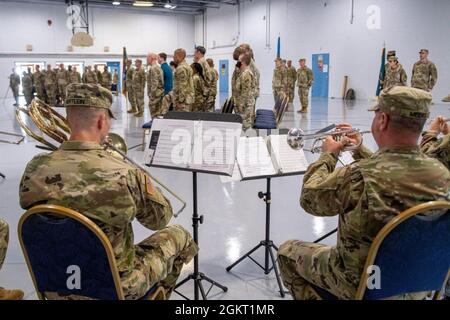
84, 66, 98, 84
132, 59, 146, 117
9, 69, 20, 106
19, 83, 198, 300
297, 58, 314, 113
194, 46, 214, 112
146, 53, 164, 118
0, 218, 24, 300
191, 63, 207, 112
411, 49, 438, 92
32, 65, 46, 102
272, 58, 285, 102
125, 60, 137, 114
22, 69, 34, 106
384, 56, 407, 88
234, 53, 256, 130
44, 64, 57, 106
231, 47, 244, 102
101, 68, 112, 90
56, 63, 70, 103
286, 60, 297, 103
173, 48, 194, 112
239, 44, 260, 102
421, 116, 450, 170
94, 65, 103, 85
207, 58, 219, 110
278, 86, 450, 300
69, 66, 82, 84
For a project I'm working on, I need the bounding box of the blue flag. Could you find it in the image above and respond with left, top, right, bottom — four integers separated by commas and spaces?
376, 47, 386, 96
277, 36, 281, 58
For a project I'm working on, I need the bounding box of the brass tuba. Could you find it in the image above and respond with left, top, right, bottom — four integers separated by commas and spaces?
16, 98, 186, 216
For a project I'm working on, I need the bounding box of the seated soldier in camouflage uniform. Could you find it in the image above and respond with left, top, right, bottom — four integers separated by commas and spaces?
0, 218, 24, 300
19, 83, 198, 300
278, 86, 450, 300
421, 116, 449, 170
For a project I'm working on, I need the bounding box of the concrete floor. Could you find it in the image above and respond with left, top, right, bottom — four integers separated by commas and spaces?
0, 93, 448, 300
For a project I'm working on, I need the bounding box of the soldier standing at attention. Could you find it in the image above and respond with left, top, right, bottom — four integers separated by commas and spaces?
32, 65, 46, 102
384, 56, 407, 88
9, 68, 20, 107
146, 53, 165, 118
207, 58, 219, 110
94, 65, 103, 85
286, 60, 297, 103
272, 58, 284, 102
173, 48, 194, 112
125, 59, 137, 114
21, 69, 34, 106
411, 49, 438, 92
297, 58, 314, 113
0, 218, 24, 300
70, 66, 82, 84
239, 44, 260, 102
194, 46, 214, 112
234, 53, 256, 131
56, 63, 70, 103
132, 59, 146, 118
19, 83, 198, 300
101, 68, 112, 90
191, 63, 207, 113
231, 46, 244, 102
278, 86, 450, 300
84, 66, 98, 84
44, 64, 57, 106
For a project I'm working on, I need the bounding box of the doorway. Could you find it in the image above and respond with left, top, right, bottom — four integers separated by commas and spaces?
312, 53, 330, 98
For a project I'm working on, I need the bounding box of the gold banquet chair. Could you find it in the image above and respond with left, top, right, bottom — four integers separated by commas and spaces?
310, 201, 450, 300
18, 204, 166, 300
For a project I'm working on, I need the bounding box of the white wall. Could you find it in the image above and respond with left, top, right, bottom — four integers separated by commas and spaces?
0, 1, 195, 95
202, 0, 450, 101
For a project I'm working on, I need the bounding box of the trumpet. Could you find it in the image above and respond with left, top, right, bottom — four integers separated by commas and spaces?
16, 98, 186, 217
287, 127, 371, 153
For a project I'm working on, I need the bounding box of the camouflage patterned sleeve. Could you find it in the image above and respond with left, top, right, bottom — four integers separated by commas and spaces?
351, 145, 374, 161
174, 67, 189, 104
300, 152, 364, 217
429, 63, 438, 90
129, 170, 174, 231
421, 132, 450, 169
307, 69, 314, 87
236, 72, 253, 108
401, 68, 408, 86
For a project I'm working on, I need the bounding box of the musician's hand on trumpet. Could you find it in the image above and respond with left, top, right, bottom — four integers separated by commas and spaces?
335, 123, 363, 150
321, 135, 351, 156
429, 116, 449, 135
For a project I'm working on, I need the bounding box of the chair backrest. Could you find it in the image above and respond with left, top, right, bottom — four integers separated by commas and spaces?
276, 96, 289, 126
220, 98, 229, 113
273, 93, 285, 115
356, 201, 450, 300
18, 204, 125, 300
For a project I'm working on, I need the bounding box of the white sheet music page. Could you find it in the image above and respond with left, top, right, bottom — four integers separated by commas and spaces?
267, 135, 309, 174
236, 136, 276, 178
144, 118, 194, 170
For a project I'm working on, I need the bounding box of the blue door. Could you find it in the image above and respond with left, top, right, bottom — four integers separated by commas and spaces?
106, 61, 121, 91
219, 60, 229, 93
312, 54, 330, 98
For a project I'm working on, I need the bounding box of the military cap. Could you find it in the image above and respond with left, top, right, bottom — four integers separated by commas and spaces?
274, 58, 282, 62
419, 49, 429, 54
387, 50, 396, 56
368, 86, 431, 119
299, 58, 306, 62
388, 56, 398, 62
65, 83, 115, 119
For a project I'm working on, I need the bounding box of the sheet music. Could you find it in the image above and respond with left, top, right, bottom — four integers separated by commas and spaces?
267, 135, 309, 174
236, 137, 276, 178
219, 161, 242, 183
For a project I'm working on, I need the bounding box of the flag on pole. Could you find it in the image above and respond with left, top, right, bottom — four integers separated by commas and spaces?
122, 47, 128, 94
276, 36, 281, 59
376, 46, 386, 96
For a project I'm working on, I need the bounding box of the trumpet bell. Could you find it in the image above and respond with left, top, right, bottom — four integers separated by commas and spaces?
107, 133, 128, 154
287, 128, 305, 150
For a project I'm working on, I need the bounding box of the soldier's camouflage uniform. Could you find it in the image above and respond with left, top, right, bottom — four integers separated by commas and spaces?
286, 66, 297, 103
44, 69, 57, 106
421, 132, 450, 170
249, 59, 260, 101
19, 83, 198, 300
278, 86, 450, 300
231, 66, 241, 102
272, 66, 286, 102
210, 68, 219, 111
198, 57, 214, 112
84, 70, 98, 84
69, 71, 82, 84
0, 218, 8, 271
147, 64, 165, 117
411, 60, 438, 91
126, 67, 136, 112
132, 67, 146, 115
173, 60, 194, 112
101, 70, 112, 90
384, 64, 407, 88
192, 74, 207, 112
32, 70, 46, 101
234, 68, 256, 130
9, 72, 20, 105
56, 69, 70, 100
96, 69, 103, 85
297, 66, 314, 112
22, 73, 34, 106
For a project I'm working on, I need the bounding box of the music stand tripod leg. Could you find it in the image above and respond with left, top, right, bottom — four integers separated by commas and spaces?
0, 172, 5, 179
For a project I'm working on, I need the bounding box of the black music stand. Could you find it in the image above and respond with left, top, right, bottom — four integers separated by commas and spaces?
145, 112, 242, 300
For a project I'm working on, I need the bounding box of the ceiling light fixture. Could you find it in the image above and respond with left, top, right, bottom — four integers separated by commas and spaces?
133, 1, 154, 7
164, 3, 177, 9
112, 1, 120, 5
